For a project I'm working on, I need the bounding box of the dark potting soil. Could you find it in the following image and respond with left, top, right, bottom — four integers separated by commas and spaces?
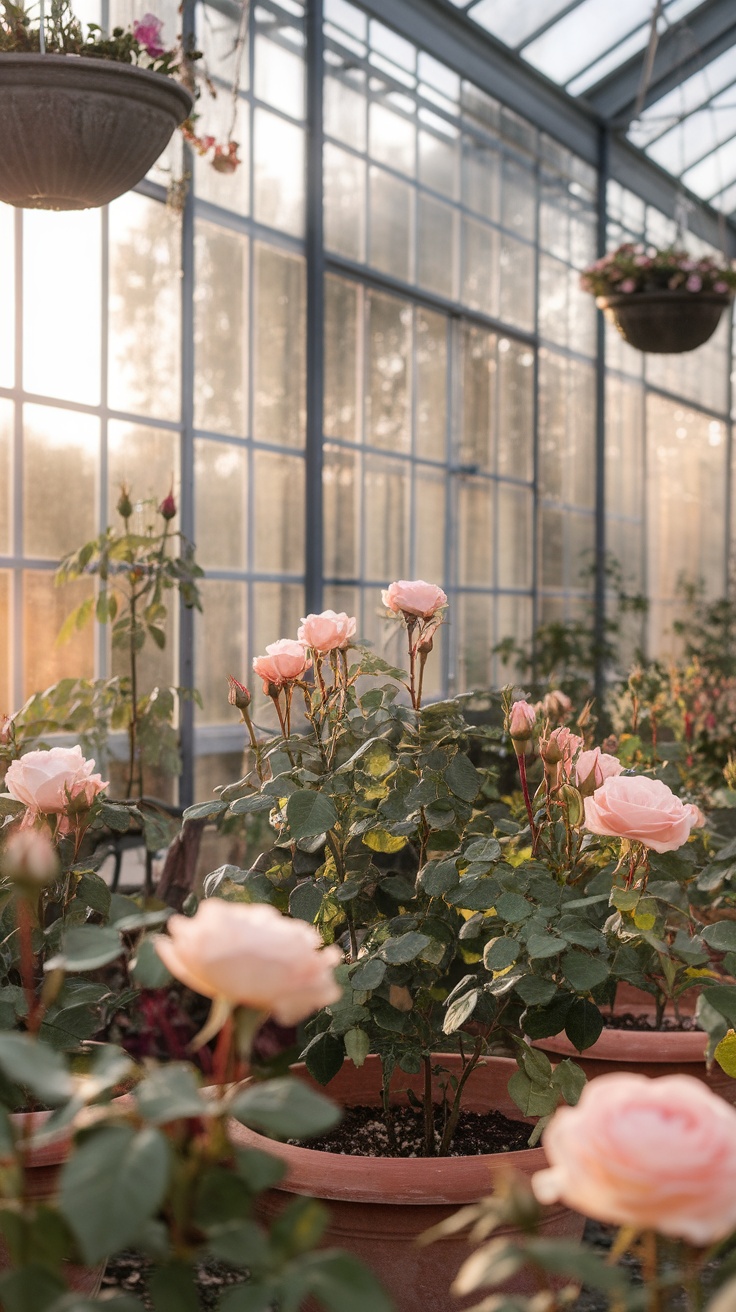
603, 1011, 699, 1032
292, 1103, 531, 1157
101, 1251, 250, 1310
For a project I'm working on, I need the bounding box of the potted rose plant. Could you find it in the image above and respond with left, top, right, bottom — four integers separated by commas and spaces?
581, 242, 736, 354
185, 583, 588, 1312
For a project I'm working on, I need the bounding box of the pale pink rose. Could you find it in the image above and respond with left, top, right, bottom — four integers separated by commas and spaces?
533, 1073, 736, 1245
584, 774, 698, 853
382, 580, 447, 620
551, 725, 583, 762
298, 611, 357, 653
133, 12, 166, 56
508, 699, 536, 741
4, 746, 107, 816
575, 746, 623, 793
686, 803, 706, 829
154, 900, 342, 1024
252, 639, 311, 690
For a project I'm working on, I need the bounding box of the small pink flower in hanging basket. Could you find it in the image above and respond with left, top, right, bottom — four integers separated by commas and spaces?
133, 12, 166, 58
211, 142, 241, 174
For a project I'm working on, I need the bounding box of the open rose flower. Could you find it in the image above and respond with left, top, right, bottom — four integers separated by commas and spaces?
533, 1073, 736, 1245
252, 639, 311, 690
298, 611, 357, 653
575, 746, 623, 794
584, 774, 699, 853
154, 900, 342, 1024
4, 746, 107, 816
382, 580, 447, 621
132, 12, 166, 57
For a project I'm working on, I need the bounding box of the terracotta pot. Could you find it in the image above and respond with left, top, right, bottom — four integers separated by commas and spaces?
3, 1111, 106, 1295
597, 290, 731, 354
535, 1024, 736, 1102
229, 1055, 583, 1312
0, 53, 192, 210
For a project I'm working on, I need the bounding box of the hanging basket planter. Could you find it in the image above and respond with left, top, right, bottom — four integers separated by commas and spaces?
0, 53, 193, 210
597, 289, 732, 354
582, 242, 736, 356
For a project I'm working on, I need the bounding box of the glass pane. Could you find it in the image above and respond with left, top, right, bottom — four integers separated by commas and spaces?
252, 580, 304, 720
497, 339, 534, 481
462, 137, 500, 222
0, 400, 11, 554
24, 406, 98, 558
195, 751, 245, 807
194, 223, 248, 437
194, 96, 250, 216
24, 571, 94, 697
325, 275, 359, 442
540, 506, 564, 589
324, 144, 366, 261
252, 451, 305, 573
457, 477, 493, 586
457, 591, 493, 692
417, 195, 456, 299
496, 593, 533, 682
108, 422, 179, 512
369, 103, 415, 174
369, 168, 412, 281
416, 308, 447, 461
501, 157, 535, 239
0, 572, 9, 710
606, 376, 644, 521
196, 580, 247, 724
366, 292, 410, 451
253, 110, 305, 236
23, 210, 101, 405
461, 217, 498, 317
415, 467, 446, 583
253, 245, 306, 448
324, 444, 360, 579
418, 127, 459, 198
568, 359, 596, 510
0, 206, 14, 390
195, 440, 247, 570
255, 34, 305, 120
108, 193, 181, 422
499, 235, 534, 331
324, 70, 367, 151
364, 455, 410, 581
459, 324, 495, 471
497, 483, 532, 588
197, 0, 250, 87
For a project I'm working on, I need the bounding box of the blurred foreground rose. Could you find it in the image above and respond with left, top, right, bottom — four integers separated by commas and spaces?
155, 899, 343, 1024
2, 826, 59, 887
4, 745, 107, 817
252, 639, 311, 690
584, 774, 700, 853
382, 579, 447, 620
533, 1072, 736, 1245
298, 610, 357, 653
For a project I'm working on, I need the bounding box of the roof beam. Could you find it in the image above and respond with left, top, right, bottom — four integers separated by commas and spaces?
585, 0, 736, 124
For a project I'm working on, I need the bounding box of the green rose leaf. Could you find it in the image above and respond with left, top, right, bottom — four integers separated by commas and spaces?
483, 937, 519, 971
286, 791, 338, 840
45, 925, 123, 973
564, 998, 604, 1052
443, 989, 479, 1033
445, 753, 482, 802
702, 922, 736, 953
60, 1125, 171, 1264
300, 1032, 345, 1086
230, 1078, 340, 1141
381, 932, 431, 964
350, 958, 386, 990
135, 1064, 208, 1124
289, 880, 323, 924
464, 836, 502, 864
495, 892, 532, 922
561, 950, 610, 994
418, 859, 459, 897
0, 1033, 74, 1105
344, 1027, 370, 1067
131, 936, 173, 989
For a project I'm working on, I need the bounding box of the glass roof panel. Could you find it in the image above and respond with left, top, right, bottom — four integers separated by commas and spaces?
521, 0, 655, 85
628, 46, 736, 149
646, 89, 736, 175
464, 0, 581, 51
682, 132, 736, 200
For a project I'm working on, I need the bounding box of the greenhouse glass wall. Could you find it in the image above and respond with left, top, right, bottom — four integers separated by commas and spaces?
1, 0, 734, 802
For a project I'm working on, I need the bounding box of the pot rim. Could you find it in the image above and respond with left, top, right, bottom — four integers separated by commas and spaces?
0, 50, 193, 114
536, 1026, 708, 1063
597, 289, 732, 308
229, 1054, 548, 1206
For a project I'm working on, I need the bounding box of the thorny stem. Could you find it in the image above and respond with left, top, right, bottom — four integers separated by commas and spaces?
125, 581, 142, 798
406, 620, 418, 709
639, 1231, 662, 1312
438, 1036, 484, 1157
241, 706, 265, 783
213, 1013, 234, 1094
517, 752, 538, 852
17, 897, 42, 1036
325, 832, 358, 962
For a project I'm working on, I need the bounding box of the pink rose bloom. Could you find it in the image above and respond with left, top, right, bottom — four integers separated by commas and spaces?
539, 689, 572, 721
133, 12, 166, 57
382, 580, 447, 620
4, 746, 107, 816
154, 900, 343, 1024
298, 610, 357, 653
584, 774, 698, 853
3, 827, 59, 886
686, 274, 702, 293
252, 639, 311, 690
575, 746, 623, 793
508, 699, 536, 741
619, 278, 637, 293
533, 1073, 736, 1245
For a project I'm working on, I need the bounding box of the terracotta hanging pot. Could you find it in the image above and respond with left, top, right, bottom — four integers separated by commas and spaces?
597, 289, 731, 354
2, 1110, 106, 1294
0, 53, 193, 210
229, 1054, 584, 1312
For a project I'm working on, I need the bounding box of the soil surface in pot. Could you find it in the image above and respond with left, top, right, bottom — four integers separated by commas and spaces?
603, 1012, 699, 1032
291, 1104, 531, 1157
